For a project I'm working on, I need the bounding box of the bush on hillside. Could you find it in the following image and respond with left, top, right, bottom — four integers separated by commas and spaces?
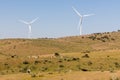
34, 60, 41, 64
72, 57, 80, 61
81, 68, 88, 71
88, 36, 96, 40
111, 38, 115, 41
82, 54, 90, 58
59, 64, 64, 68
11, 55, 18, 58
23, 61, 29, 64
54, 52, 60, 57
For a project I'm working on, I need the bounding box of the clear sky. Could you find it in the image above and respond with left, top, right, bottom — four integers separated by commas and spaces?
0, 0, 120, 38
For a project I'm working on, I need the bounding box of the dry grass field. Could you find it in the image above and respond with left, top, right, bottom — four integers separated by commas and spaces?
0, 31, 120, 56
1, 71, 120, 80
0, 31, 120, 80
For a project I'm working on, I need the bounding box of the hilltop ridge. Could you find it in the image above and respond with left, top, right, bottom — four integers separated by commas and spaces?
0, 31, 120, 56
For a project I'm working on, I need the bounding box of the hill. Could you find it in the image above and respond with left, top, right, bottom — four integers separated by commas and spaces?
0, 31, 120, 56
1, 31, 120, 79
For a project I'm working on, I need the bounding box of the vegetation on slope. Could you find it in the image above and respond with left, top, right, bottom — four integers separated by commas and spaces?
0, 31, 120, 76
0, 31, 120, 56
1, 50, 120, 75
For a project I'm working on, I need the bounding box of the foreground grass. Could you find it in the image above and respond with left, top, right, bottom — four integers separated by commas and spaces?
1, 50, 120, 75
1, 50, 120, 80
1, 71, 120, 80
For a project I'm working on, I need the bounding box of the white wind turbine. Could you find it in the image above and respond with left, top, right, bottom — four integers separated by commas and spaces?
72, 7, 94, 35
19, 17, 38, 38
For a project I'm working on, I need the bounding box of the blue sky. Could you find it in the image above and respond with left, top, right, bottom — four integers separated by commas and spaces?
0, 0, 120, 38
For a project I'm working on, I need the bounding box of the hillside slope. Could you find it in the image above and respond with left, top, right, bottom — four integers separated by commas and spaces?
0, 31, 120, 56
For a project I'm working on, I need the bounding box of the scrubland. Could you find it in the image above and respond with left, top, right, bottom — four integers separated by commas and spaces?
1, 31, 120, 80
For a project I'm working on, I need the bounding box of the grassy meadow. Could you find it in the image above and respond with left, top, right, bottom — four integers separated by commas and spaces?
1, 31, 120, 80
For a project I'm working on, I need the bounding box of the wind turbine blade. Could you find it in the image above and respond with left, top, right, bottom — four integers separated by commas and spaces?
30, 17, 39, 24
72, 7, 82, 17
83, 14, 94, 17
19, 20, 29, 24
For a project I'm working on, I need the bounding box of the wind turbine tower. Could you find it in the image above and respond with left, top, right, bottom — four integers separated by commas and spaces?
72, 7, 94, 35
19, 17, 38, 38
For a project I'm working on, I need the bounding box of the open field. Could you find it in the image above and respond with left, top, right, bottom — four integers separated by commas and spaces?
1, 71, 120, 80
0, 50, 120, 80
1, 31, 120, 80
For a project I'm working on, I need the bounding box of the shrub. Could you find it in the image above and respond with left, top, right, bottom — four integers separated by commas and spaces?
88, 61, 92, 66
34, 60, 41, 64
58, 60, 63, 63
101, 39, 106, 42
59, 65, 64, 68
4, 63, 8, 66
82, 54, 89, 58
11, 55, 17, 58
102, 35, 109, 40
97, 38, 101, 40
41, 67, 48, 72
114, 62, 120, 68
81, 68, 88, 71
67, 59, 71, 62
54, 52, 60, 57
23, 61, 29, 64
43, 60, 51, 64
48, 72, 53, 75
44, 60, 48, 62
81, 36, 84, 39
111, 38, 115, 41
72, 57, 80, 61
88, 36, 96, 40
